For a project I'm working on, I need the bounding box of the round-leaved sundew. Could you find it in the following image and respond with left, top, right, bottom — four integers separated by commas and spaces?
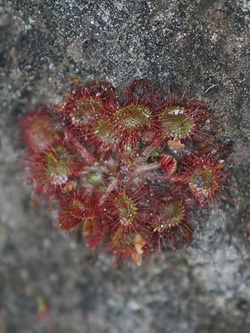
20, 79, 232, 266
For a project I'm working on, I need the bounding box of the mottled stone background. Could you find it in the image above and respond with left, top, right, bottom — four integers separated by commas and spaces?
0, 1, 250, 332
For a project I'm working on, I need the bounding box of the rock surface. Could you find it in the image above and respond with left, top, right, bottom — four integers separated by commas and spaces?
0, 1, 250, 332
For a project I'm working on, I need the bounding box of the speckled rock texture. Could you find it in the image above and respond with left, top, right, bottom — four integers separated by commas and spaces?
0, 1, 250, 332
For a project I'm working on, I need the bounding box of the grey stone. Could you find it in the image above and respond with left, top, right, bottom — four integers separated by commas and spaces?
0, 0, 250, 332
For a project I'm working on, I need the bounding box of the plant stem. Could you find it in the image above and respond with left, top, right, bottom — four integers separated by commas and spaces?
99, 177, 118, 206
69, 136, 96, 165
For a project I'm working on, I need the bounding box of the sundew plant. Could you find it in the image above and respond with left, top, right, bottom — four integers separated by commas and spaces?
21, 79, 231, 265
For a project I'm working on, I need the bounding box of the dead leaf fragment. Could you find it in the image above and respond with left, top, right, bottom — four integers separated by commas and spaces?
167, 137, 185, 152
132, 234, 146, 266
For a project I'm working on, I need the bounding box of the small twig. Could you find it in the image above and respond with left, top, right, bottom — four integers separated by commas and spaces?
204, 84, 218, 94
134, 162, 159, 175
